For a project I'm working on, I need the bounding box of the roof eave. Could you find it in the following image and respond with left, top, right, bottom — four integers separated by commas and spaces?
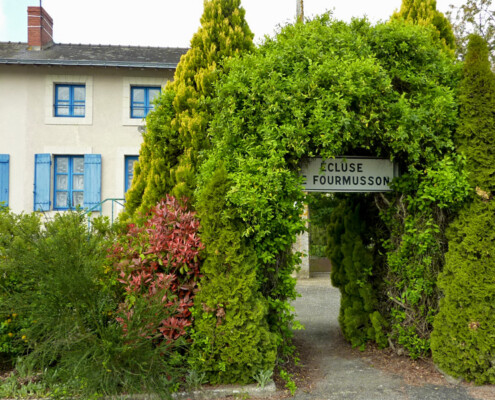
0, 59, 177, 69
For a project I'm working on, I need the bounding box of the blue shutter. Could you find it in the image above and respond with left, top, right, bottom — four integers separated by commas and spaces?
34, 154, 51, 211
0, 155, 9, 207
84, 154, 101, 212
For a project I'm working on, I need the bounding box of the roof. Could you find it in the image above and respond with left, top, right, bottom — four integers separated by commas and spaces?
0, 42, 188, 69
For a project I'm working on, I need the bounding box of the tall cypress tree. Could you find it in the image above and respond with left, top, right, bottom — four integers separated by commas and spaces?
455, 34, 495, 190
391, 0, 456, 53
124, 0, 254, 218
431, 35, 495, 384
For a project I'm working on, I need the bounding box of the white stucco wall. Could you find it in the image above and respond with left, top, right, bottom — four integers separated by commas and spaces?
0, 64, 174, 219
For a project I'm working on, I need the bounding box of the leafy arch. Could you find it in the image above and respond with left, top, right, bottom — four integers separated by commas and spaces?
191, 16, 470, 381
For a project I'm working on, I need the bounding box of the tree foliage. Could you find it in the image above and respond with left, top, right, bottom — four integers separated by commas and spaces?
190, 166, 277, 384
327, 196, 389, 349
447, 0, 495, 63
123, 0, 254, 218
391, 0, 456, 53
193, 14, 468, 370
431, 34, 495, 384
454, 34, 495, 189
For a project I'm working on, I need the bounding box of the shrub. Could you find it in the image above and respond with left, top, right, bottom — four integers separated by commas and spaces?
327, 196, 389, 349
195, 15, 463, 367
432, 198, 495, 383
0, 208, 41, 362
111, 195, 203, 343
191, 166, 277, 384
0, 210, 186, 398
123, 0, 254, 218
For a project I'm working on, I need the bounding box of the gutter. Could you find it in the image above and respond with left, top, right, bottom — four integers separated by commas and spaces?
0, 59, 177, 69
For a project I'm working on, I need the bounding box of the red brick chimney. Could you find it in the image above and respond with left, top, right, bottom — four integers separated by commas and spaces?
27, 6, 53, 49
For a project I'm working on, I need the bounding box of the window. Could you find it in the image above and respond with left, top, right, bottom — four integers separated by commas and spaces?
54, 84, 85, 117
34, 154, 101, 212
125, 156, 139, 193
130, 86, 161, 118
0, 155, 9, 207
54, 156, 84, 209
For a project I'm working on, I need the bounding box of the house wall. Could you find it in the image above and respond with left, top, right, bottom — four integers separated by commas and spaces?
0, 64, 174, 219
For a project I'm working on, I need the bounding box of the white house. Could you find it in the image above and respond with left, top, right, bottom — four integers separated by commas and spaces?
0, 6, 187, 220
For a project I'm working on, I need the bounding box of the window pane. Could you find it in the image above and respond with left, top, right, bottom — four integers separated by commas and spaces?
56, 105, 70, 116
73, 158, 84, 173
57, 157, 69, 173
127, 159, 137, 176
132, 88, 145, 102
56, 86, 70, 101
73, 174, 84, 191
73, 86, 85, 101
131, 107, 146, 118
148, 88, 160, 102
72, 191, 84, 207
57, 174, 68, 190
127, 160, 137, 188
56, 191, 68, 208
73, 106, 85, 116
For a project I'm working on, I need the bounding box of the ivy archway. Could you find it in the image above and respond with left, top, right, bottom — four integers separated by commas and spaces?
189, 15, 470, 383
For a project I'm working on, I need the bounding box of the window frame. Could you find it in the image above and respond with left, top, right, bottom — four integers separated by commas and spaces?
0, 155, 9, 208
45, 75, 93, 125
124, 156, 139, 193
53, 155, 85, 210
54, 84, 86, 118
130, 86, 161, 119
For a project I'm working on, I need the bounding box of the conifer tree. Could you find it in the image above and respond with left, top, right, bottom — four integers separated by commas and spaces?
454, 34, 495, 190
124, 0, 254, 218
431, 35, 495, 384
391, 0, 456, 53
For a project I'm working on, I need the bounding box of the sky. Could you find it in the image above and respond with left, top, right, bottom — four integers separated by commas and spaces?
0, 0, 466, 48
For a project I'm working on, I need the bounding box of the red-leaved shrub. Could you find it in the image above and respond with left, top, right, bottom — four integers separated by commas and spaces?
111, 196, 203, 342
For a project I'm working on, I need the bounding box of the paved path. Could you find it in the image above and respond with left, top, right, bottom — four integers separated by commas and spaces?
290, 277, 485, 400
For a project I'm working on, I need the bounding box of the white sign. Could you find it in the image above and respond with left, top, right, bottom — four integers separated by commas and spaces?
301, 157, 398, 193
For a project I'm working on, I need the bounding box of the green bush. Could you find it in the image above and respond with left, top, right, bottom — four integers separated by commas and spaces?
195, 15, 464, 366
0, 208, 41, 361
327, 196, 388, 348
124, 0, 254, 218
432, 199, 495, 383
0, 211, 185, 398
191, 166, 277, 384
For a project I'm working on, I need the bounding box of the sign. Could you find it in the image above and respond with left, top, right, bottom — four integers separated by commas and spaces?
300, 157, 398, 193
